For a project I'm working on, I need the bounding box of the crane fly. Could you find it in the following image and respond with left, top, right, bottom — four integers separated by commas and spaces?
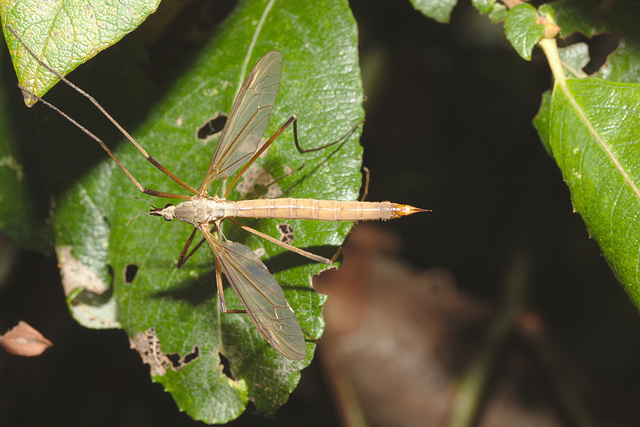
9, 26, 426, 360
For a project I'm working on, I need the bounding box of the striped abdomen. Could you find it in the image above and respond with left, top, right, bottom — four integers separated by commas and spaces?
225, 198, 423, 221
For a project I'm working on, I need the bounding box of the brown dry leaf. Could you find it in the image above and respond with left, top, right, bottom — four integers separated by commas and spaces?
0, 321, 53, 356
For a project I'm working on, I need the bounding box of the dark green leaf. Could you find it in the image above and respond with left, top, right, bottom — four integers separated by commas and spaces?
0, 43, 52, 252
532, 90, 551, 156
551, 0, 608, 38
2, 0, 364, 423
551, 0, 640, 82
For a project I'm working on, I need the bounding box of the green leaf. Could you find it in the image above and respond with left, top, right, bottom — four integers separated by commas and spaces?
548, 78, 640, 307
550, 0, 640, 82
409, 0, 457, 24
1, 0, 161, 104
0, 43, 52, 252
488, 3, 507, 24
551, 0, 608, 38
2, 0, 364, 423
558, 42, 590, 79
532, 90, 552, 156
504, 3, 545, 61
471, 0, 496, 15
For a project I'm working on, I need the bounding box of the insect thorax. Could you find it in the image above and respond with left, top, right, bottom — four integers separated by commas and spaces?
173, 198, 228, 225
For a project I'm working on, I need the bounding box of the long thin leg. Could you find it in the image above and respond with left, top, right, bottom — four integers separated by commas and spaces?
181, 217, 331, 277
7, 25, 198, 197
21, 87, 190, 200
360, 165, 371, 202
177, 228, 200, 268
227, 218, 332, 265
242, 163, 305, 200
224, 116, 363, 198
213, 228, 246, 314
302, 329, 319, 343
224, 115, 297, 198
293, 118, 364, 154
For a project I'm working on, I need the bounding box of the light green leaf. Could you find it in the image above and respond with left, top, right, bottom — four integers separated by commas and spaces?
409, 0, 457, 24
2, 0, 364, 423
558, 43, 590, 78
471, 0, 496, 15
1, 0, 161, 104
548, 78, 640, 305
488, 3, 507, 23
504, 3, 545, 61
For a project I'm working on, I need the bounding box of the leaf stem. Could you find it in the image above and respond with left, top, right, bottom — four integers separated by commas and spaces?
540, 35, 640, 204
539, 37, 566, 90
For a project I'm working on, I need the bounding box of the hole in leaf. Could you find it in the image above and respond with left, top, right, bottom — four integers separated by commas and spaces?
182, 346, 200, 364
277, 223, 295, 244
584, 32, 621, 75
124, 263, 138, 284
197, 113, 227, 140
219, 352, 234, 379
165, 352, 181, 367
166, 345, 200, 370
236, 165, 283, 199
562, 32, 621, 76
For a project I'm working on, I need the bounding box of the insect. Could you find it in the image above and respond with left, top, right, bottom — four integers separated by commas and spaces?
9, 26, 425, 360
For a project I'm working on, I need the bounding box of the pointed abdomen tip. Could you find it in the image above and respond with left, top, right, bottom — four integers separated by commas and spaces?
391, 204, 430, 218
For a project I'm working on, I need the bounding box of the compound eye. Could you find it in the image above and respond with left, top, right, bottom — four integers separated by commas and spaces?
163, 215, 172, 222
164, 203, 172, 208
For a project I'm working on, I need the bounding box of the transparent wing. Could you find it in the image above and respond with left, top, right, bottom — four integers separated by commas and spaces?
198, 51, 282, 194
200, 227, 306, 360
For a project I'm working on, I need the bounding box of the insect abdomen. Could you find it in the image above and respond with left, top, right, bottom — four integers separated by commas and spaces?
230, 198, 423, 221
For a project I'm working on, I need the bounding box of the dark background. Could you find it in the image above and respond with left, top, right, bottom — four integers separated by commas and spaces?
2, 1, 640, 426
